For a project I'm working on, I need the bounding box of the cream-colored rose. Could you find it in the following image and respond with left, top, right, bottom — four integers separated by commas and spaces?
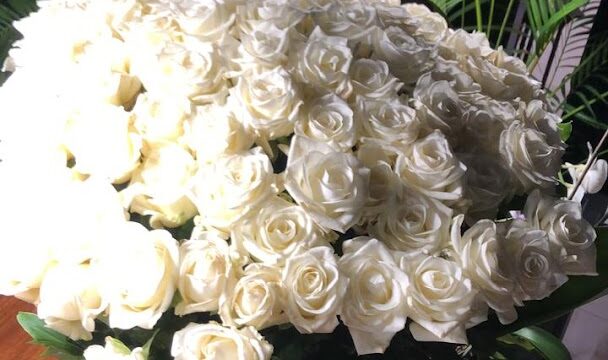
369, 189, 452, 255
372, 26, 435, 84
233, 66, 303, 140
290, 27, 353, 98
416, 58, 481, 95
313, 2, 379, 55
175, 233, 239, 315
133, 38, 229, 104
349, 59, 402, 99
192, 148, 278, 232
172, 322, 273, 360
394, 131, 467, 204
400, 254, 486, 344
501, 220, 568, 302
450, 215, 517, 324
185, 103, 254, 164
295, 93, 356, 152
123, 144, 198, 229
524, 190, 597, 275
355, 96, 420, 146
101, 222, 179, 329
37, 263, 106, 341
220, 263, 287, 329
171, 0, 236, 42
132, 94, 191, 144
84, 337, 144, 360
283, 246, 347, 334
413, 80, 467, 138
231, 195, 331, 265
439, 29, 494, 59
238, 21, 290, 68
520, 100, 562, 148
63, 103, 142, 183
284, 137, 370, 232
339, 238, 408, 355
499, 121, 563, 193
400, 3, 448, 43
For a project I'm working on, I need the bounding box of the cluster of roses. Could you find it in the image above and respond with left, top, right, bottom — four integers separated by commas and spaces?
0, 0, 597, 359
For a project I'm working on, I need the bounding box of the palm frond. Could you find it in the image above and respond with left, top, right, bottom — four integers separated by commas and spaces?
555, 32, 608, 128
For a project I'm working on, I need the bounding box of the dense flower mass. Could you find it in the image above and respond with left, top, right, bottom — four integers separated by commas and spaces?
0, 0, 597, 357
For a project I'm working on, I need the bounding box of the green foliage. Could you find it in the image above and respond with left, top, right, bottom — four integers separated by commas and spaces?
16, 312, 85, 360
558, 122, 573, 141
0, 0, 37, 83
511, 326, 572, 360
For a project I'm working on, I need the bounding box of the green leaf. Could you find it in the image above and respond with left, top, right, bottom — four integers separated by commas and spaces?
141, 330, 160, 360
16, 312, 85, 360
512, 326, 571, 360
106, 337, 133, 356
558, 122, 573, 141
470, 227, 608, 342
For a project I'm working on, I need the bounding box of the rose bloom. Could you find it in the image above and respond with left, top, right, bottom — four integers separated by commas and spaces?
285, 136, 370, 233
171, 322, 273, 360
100, 222, 179, 330
220, 263, 287, 329
349, 58, 403, 100
175, 232, 239, 315
290, 27, 353, 98
295, 93, 356, 152
524, 190, 597, 275
282, 246, 347, 334
339, 238, 408, 355
231, 195, 331, 265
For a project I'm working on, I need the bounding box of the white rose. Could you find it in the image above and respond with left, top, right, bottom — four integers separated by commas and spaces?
290, 27, 353, 98
132, 94, 191, 144
285, 137, 370, 232
132, 39, 229, 104
63, 104, 142, 183
185, 103, 254, 164
355, 96, 420, 146
400, 3, 448, 43
400, 254, 485, 344
282, 246, 347, 334
171, 0, 236, 42
394, 131, 467, 205
175, 233, 239, 315
460, 47, 543, 102
520, 100, 563, 148
524, 190, 597, 275
413, 80, 467, 138
499, 121, 563, 193
313, 2, 379, 55
220, 263, 287, 329
123, 144, 198, 229
501, 220, 568, 302
450, 215, 517, 324
295, 93, 356, 152
339, 238, 408, 355
233, 66, 303, 140
84, 337, 144, 360
349, 59, 403, 99
37, 263, 106, 341
369, 189, 453, 255
459, 154, 513, 223
192, 147, 278, 232
171, 322, 273, 360
372, 26, 435, 84
416, 58, 481, 95
238, 21, 290, 68
231, 195, 331, 265
439, 29, 493, 59
101, 222, 179, 329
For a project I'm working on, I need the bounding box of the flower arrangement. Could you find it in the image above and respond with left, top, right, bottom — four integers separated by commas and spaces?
0, 0, 605, 359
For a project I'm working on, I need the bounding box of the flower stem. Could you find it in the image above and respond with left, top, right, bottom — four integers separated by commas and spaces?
568, 128, 608, 200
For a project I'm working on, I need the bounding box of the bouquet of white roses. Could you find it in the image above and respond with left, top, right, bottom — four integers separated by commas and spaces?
0, 0, 606, 359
